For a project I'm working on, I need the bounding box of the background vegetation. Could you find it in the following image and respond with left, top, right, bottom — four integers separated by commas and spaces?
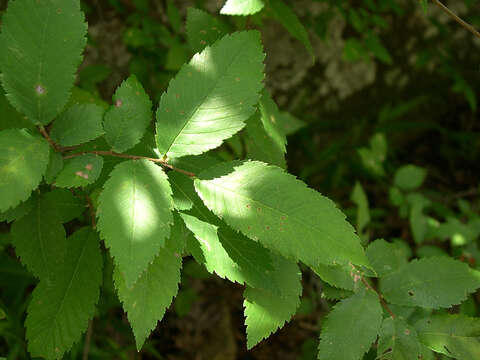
1, 0, 479, 358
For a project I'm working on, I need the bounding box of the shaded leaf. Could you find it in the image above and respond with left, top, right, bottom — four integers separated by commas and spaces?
268, 0, 314, 59
415, 314, 480, 359
0, 0, 87, 124
0, 129, 49, 212
50, 104, 105, 146
114, 216, 183, 350
25, 228, 102, 360
10, 196, 66, 281
186, 8, 230, 53
377, 317, 421, 360
55, 154, 103, 188
104, 75, 152, 153
244, 256, 301, 348
317, 289, 382, 360
380, 257, 480, 309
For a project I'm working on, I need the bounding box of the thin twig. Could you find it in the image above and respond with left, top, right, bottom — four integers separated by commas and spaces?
38, 125, 59, 151
85, 195, 97, 229
63, 150, 196, 177
361, 277, 396, 319
432, 0, 480, 39
82, 320, 93, 360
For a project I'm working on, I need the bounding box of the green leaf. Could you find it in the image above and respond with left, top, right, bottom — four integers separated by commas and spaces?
377, 317, 422, 360
97, 160, 174, 288
420, 0, 428, 14
380, 257, 480, 309
351, 182, 370, 236
156, 31, 265, 159
104, 75, 152, 153
415, 314, 480, 359
394, 165, 427, 191
322, 284, 354, 300
366, 239, 408, 277
44, 151, 64, 184
313, 263, 356, 291
42, 188, 85, 223
276, 111, 305, 136
25, 227, 102, 360
55, 154, 103, 188
0, 87, 34, 131
0, 129, 50, 212
10, 196, 66, 281
194, 161, 369, 270
0, 195, 35, 223
50, 104, 105, 146
365, 31, 392, 64
114, 216, 183, 350
268, 0, 314, 59
180, 212, 279, 293
186, 8, 230, 53
246, 112, 286, 167
220, 0, 265, 15
246, 90, 287, 167
317, 289, 382, 360
0, 0, 87, 125
244, 255, 301, 348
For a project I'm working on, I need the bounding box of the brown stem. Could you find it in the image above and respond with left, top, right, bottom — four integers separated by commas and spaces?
38, 125, 59, 151
82, 320, 93, 360
361, 277, 396, 319
432, 0, 480, 39
64, 150, 196, 177
85, 195, 97, 229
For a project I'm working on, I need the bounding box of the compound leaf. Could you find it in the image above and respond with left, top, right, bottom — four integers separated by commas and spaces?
377, 317, 421, 360
415, 314, 480, 359
97, 160, 174, 288
25, 228, 102, 360
55, 154, 103, 188
244, 255, 301, 349
114, 217, 183, 350
0, 129, 49, 212
104, 75, 152, 153
380, 257, 480, 309
186, 8, 230, 53
220, 0, 265, 15
50, 104, 105, 146
10, 196, 66, 281
156, 31, 264, 159
0, 0, 87, 124
317, 289, 382, 360
194, 161, 369, 270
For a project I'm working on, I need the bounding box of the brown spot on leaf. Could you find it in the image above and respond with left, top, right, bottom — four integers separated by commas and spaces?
85, 163, 93, 171
115, 100, 122, 107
